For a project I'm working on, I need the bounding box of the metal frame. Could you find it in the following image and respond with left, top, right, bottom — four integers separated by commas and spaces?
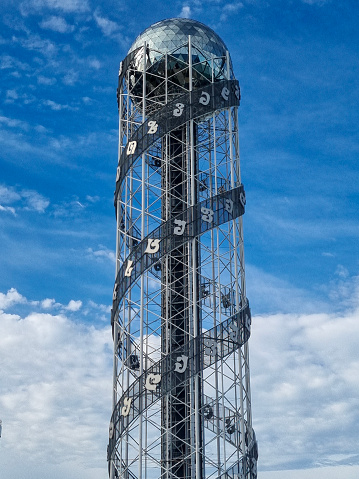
109, 28, 258, 479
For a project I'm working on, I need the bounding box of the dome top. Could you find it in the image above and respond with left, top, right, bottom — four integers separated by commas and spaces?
128, 18, 229, 60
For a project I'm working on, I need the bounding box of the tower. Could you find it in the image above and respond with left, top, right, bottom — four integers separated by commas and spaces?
108, 18, 258, 479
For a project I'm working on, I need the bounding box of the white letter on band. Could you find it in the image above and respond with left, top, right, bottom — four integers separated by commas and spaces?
113, 283, 119, 301
124, 260, 134, 277
173, 103, 184, 117
126, 141, 137, 155
144, 238, 160, 254
201, 207, 214, 223
225, 198, 233, 214
239, 191, 246, 207
199, 91, 210, 106
148, 120, 158, 134
221, 87, 230, 101
145, 373, 161, 391
174, 355, 189, 373
121, 397, 132, 416
173, 219, 186, 235
204, 338, 218, 357
109, 421, 114, 439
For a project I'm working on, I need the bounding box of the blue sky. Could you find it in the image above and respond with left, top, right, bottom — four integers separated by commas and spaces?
0, 1, 358, 478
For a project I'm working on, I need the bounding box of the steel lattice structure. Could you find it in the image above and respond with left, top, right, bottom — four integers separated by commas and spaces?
108, 18, 258, 479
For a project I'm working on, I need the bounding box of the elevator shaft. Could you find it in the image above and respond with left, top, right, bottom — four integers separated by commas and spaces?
161, 127, 202, 479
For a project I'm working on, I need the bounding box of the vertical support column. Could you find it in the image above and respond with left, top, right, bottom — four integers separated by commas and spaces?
188, 34, 203, 479
139, 41, 147, 479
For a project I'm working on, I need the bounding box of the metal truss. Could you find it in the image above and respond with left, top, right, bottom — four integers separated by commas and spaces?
109, 33, 258, 479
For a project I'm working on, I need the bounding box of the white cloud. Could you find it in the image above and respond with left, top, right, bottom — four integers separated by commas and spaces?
0, 115, 29, 130
335, 264, 349, 278
34, 124, 49, 134
301, 0, 330, 5
6, 89, 18, 101
4, 89, 35, 105
93, 9, 127, 46
65, 299, 82, 311
12, 33, 57, 57
93, 10, 119, 36
219, 1, 243, 22
62, 69, 79, 85
0, 205, 16, 216
41, 298, 56, 308
0, 274, 358, 478
0, 54, 29, 71
43, 99, 77, 110
246, 264, 329, 314
39, 15, 74, 33
0, 288, 26, 309
88, 58, 101, 69
250, 290, 359, 471
0, 185, 49, 214
0, 305, 112, 478
50, 194, 102, 218
22, 189, 50, 212
85, 195, 100, 202
37, 75, 56, 85
179, 5, 192, 18
0, 184, 21, 203
87, 300, 111, 314
86, 246, 116, 263
20, 0, 90, 15
260, 465, 359, 479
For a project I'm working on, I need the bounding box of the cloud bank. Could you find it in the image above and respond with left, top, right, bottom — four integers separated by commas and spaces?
0, 290, 112, 479
0, 279, 358, 478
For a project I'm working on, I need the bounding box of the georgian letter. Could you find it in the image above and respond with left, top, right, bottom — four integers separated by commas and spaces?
173, 219, 186, 235
148, 120, 158, 134
221, 87, 230, 101
174, 355, 189, 373
239, 191, 246, 207
251, 457, 257, 477
201, 207, 214, 223
245, 312, 251, 331
113, 283, 119, 301
229, 320, 239, 342
144, 238, 160, 254
204, 338, 218, 357
225, 417, 235, 434
225, 198, 234, 214
109, 421, 114, 439
124, 260, 134, 277
173, 103, 184, 117
199, 91, 210, 106
145, 373, 161, 391
237, 462, 245, 479
203, 404, 214, 420
121, 397, 132, 416
234, 84, 240, 100
116, 166, 120, 182
126, 141, 137, 155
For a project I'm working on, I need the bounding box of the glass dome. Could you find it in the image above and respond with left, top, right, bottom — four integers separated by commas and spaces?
128, 18, 229, 60
125, 18, 233, 112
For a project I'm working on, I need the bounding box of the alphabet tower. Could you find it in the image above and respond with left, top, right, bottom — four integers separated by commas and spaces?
108, 18, 258, 479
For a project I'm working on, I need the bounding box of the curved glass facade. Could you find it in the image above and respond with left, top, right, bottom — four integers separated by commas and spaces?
128, 18, 229, 59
